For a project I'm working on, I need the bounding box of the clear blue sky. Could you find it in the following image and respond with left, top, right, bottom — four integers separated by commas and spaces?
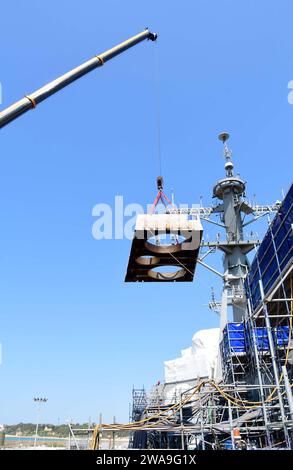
0, 0, 292, 425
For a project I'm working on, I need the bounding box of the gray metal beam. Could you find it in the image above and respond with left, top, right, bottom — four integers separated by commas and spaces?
0, 29, 157, 129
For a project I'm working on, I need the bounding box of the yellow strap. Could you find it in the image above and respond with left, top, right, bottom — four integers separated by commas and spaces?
95, 55, 104, 66
25, 95, 37, 109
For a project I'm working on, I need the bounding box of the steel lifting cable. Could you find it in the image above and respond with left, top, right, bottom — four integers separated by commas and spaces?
150, 43, 181, 226
153, 40, 162, 177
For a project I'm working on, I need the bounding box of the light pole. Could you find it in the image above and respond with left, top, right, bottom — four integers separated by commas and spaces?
33, 397, 48, 447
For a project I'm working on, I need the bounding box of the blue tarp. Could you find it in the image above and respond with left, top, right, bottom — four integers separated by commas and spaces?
222, 323, 292, 354
276, 326, 291, 347
254, 328, 269, 350
223, 323, 246, 353
245, 183, 293, 312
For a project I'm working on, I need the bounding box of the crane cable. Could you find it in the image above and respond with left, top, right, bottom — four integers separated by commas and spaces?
153, 40, 162, 177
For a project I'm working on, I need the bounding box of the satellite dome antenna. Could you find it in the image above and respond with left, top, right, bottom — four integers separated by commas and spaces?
218, 132, 230, 143
218, 132, 234, 176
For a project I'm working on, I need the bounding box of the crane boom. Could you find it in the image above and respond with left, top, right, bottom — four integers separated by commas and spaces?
0, 28, 157, 129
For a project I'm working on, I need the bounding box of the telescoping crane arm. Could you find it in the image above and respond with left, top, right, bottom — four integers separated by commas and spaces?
0, 28, 157, 129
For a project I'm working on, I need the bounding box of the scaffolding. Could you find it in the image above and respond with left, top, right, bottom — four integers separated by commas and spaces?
90, 139, 293, 451
122, 184, 293, 450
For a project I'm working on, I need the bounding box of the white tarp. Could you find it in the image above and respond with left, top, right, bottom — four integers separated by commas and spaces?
163, 328, 220, 401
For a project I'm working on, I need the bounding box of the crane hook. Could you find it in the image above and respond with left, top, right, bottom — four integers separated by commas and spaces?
157, 175, 164, 191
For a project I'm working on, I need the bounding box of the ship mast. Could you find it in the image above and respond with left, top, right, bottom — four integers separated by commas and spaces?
211, 132, 251, 322
169, 133, 280, 323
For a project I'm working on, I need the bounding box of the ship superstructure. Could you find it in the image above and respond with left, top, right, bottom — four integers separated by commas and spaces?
123, 135, 293, 450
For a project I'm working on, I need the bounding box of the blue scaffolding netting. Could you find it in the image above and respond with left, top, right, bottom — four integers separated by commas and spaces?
222, 322, 292, 355
245, 183, 293, 312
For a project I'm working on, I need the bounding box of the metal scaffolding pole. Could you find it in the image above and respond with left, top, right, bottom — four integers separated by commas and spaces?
282, 366, 293, 421
247, 299, 272, 447
259, 280, 291, 448
228, 401, 235, 450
